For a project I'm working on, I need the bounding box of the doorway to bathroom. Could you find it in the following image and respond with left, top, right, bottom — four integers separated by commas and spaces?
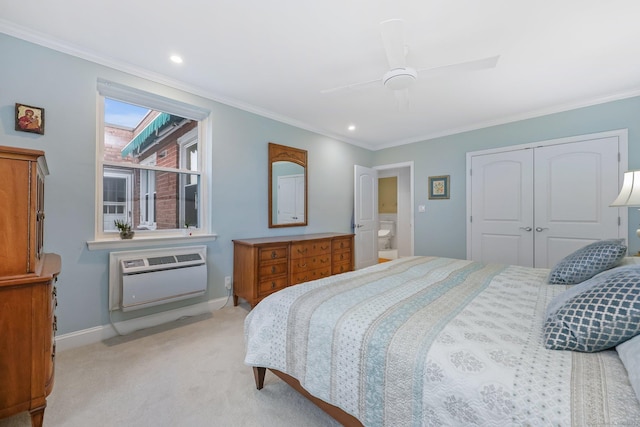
376, 162, 414, 261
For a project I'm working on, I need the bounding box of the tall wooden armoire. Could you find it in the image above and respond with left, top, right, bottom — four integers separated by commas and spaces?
0, 145, 61, 427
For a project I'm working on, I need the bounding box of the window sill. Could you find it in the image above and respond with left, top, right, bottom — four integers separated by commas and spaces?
86, 233, 218, 251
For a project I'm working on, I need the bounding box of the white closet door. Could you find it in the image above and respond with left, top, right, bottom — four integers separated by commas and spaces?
534, 137, 621, 268
470, 149, 535, 267
469, 134, 622, 268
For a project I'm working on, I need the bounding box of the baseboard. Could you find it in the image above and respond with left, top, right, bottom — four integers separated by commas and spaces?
55, 296, 230, 352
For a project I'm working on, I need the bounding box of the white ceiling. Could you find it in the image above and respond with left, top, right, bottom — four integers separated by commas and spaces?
2, 0, 640, 150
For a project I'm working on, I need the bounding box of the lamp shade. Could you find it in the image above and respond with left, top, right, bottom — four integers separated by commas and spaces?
611, 170, 640, 206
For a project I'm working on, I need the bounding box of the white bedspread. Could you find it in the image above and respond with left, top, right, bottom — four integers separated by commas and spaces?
244, 256, 640, 426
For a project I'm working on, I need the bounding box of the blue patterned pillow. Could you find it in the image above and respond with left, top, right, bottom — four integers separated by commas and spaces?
548, 239, 627, 285
546, 264, 640, 319
544, 267, 640, 352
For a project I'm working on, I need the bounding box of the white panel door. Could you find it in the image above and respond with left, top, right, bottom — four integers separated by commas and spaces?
534, 137, 621, 267
354, 165, 378, 269
470, 149, 535, 266
469, 134, 622, 268
276, 174, 304, 223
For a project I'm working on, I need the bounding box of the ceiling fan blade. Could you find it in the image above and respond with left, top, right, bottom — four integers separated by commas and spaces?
320, 77, 382, 94
380, 18, 407, 69
417, 55, 500, 78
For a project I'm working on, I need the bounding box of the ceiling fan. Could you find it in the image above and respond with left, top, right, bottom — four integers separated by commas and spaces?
321, 19, 500, 109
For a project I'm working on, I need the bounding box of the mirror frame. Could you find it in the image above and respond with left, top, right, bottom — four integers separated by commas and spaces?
268, 142, 308, 228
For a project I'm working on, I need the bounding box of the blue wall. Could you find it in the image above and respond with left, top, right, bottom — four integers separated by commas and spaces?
373, 97, 640, 259
0, 34, 371, 335
2, 32, 638, 336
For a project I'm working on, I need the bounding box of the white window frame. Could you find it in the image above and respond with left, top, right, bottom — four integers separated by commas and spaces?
103, 168, 133, 231
179, 128, 199, 228
90, 79, 215, 248
138, 154, 157, 230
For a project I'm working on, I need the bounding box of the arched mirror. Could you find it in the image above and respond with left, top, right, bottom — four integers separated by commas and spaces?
268, 142, 307, 228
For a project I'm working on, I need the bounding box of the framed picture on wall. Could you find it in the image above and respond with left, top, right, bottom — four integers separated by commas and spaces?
15, 103, 45, 135
428, 175, 450, 200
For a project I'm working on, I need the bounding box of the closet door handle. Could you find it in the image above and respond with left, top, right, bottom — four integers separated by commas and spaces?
535, 227, 548, 232
519, 227, 532, 232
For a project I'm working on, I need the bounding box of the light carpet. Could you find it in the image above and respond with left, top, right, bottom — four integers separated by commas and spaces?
0, 304, 340, 427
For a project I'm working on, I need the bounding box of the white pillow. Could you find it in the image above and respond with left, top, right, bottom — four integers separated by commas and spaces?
617, 334, 640, 403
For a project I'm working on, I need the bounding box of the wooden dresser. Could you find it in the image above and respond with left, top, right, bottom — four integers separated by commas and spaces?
233, 233, 354, 307
0, 146, 61, 427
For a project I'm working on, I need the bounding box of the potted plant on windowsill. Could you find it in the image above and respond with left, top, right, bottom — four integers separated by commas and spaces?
114, 219, 135, 239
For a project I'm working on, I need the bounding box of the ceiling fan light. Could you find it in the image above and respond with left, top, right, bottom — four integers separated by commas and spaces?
383, 67, 417, 90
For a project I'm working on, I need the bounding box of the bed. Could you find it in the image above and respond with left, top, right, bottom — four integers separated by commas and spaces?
244, 253, 640, 426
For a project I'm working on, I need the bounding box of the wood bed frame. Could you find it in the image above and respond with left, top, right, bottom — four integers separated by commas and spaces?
253, 367, 364, 427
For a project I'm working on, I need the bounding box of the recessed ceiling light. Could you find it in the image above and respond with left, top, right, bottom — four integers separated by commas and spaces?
170, 55, 183, 64
348, 124, 356, 132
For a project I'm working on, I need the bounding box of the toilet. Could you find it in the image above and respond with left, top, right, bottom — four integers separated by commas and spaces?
377, 220, 395, 250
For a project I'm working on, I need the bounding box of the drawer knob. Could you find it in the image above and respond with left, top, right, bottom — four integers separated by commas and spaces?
271, 281, 276, 289
271, 251, 277, 259
271, 266, 276, 273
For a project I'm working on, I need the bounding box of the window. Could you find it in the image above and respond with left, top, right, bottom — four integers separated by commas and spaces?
103, 168, 132, 231
95, 80, 210, 240
139, 154, 157, 229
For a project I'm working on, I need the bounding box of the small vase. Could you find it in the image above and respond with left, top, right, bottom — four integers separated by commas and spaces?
120, 230, 135, 239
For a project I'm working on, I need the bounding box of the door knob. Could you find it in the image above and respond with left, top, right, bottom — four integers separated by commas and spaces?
519, 227, 532, 232
535, 227, 548, 232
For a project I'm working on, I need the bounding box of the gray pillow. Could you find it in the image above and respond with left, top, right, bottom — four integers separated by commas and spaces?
546, 264, 640, 319
544, 267, 640, 352
616, 334, 640, 404
547, 239, 627, 285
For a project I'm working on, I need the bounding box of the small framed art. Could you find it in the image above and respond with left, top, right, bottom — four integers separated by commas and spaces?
15, 103, 45, 135
428, 175, 450, 200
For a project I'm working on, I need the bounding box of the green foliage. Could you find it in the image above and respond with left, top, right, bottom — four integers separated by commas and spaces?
113, 219, 132, 232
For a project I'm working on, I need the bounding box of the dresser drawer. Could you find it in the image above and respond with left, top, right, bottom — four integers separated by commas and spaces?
332, 261, 352, 275
332, 237, 352, 252
258, 260, 288, 279
333, 250, 351, 264
291, 240, 331, 259
290, 254, 331, 274
258, 276, 288, 296
291, 266, 331, 285
258, 246, 288, 262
